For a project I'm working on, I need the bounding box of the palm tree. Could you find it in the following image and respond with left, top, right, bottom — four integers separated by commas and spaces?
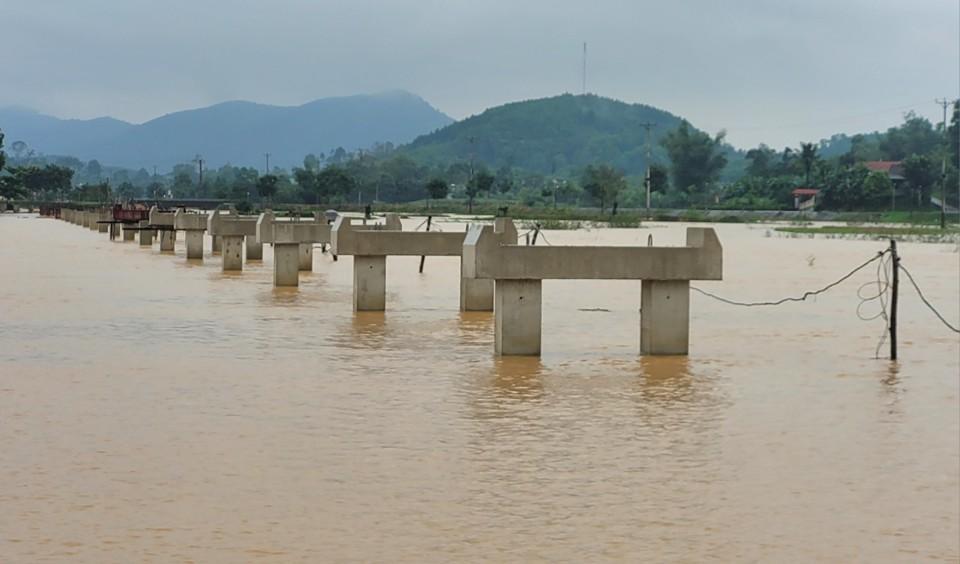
799, 142, 818, 186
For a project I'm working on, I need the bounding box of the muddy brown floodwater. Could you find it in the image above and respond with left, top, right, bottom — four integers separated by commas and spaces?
1, 214, 958, 562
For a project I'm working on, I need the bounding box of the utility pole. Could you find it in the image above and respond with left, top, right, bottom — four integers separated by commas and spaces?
640, 122, 656, 218
194, 154, 204, 192
264, 153, 271, 175
935, 98, 951, 229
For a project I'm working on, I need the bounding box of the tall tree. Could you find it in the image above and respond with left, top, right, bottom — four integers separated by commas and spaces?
799, 142, 818, 185
660, 121, 728, 196
256, 174, 279, 203
745, 144, 776, 177
879, 112, 941, 160
317, 165, 355, 203
0, 129, 5, 172
465, 170, 494, 212
902, 154, 938, 207
425, 177, 448, 207
581, 164, 627, 213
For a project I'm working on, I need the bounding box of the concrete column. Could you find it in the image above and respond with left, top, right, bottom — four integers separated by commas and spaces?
222, 234, 244, 271
109, 223, 119, 240
274, 242, 300, 287
122, 226, 136, 241
159, 230, 175, 252
98, 219, 108, 233
460, 259, 495, 311
245, 239, 263, 260
494, 279, 542, 356
353, 255, 386, 311
185, 231, 204, 259
211, 235, 222, 255
138, 228, 154, 246
640, 280, 690, 355
299, 243, 313, 271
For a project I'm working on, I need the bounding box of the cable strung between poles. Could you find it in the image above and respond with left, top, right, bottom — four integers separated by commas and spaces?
898, 262, 960, 333
691, 249, 890, 307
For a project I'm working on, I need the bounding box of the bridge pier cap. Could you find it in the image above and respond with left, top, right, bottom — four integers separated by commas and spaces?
463, 226, 723, 356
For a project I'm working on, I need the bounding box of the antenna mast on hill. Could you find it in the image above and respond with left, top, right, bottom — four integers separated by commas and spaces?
582, 42, 587, 95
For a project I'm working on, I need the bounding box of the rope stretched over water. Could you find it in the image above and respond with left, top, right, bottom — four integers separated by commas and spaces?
691, 250, 890, 307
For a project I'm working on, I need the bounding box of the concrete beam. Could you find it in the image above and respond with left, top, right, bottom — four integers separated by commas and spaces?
464, 227, 722, 281
173, 209, 208, 232
148, 206, 175, 227
257, 212, 332, 245
208, 209, 259, 237
465, 226, 722, 357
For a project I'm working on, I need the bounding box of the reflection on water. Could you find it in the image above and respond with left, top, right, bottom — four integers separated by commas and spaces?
0, 214, 957, 562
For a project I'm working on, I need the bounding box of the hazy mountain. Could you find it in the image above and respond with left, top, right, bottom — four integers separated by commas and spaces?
403, 93, 697, 176
0, 90, 453, 170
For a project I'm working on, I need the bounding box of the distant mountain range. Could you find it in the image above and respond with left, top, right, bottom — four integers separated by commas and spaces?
0, 90, 453, 170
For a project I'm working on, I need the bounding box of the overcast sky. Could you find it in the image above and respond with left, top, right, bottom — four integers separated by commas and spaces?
2, 0, 958, 148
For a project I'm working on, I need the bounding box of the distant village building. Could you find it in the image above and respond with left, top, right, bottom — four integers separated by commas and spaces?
864, 161, 905, 181
792, 188, 820, 211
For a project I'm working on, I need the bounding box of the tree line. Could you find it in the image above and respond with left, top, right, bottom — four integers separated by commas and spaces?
2, 101, 957, 213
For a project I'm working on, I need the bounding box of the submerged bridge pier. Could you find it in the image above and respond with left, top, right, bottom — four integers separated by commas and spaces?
331, 215, 516, 311
463, 226, 723, 356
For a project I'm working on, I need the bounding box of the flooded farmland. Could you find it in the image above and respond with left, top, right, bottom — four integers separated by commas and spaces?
1, 213, 958, 562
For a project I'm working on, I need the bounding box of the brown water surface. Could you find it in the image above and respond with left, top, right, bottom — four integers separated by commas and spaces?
1, 214, 958, 561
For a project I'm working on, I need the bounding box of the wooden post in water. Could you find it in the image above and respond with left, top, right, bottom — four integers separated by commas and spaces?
889, 239, 899, 361
418, 215, 432, 273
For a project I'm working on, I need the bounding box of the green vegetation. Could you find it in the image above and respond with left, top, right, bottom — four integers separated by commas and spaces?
2, 97, 957, 221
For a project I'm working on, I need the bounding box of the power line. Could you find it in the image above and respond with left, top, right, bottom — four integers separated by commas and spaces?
691, 250, 889, 307
898, 261, 960, 333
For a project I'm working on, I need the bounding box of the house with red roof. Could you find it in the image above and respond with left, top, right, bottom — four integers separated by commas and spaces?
792, 187, 820, 211
864, 161, 905, 181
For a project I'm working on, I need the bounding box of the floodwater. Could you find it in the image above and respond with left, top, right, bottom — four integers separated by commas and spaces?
1, 214, 958, 562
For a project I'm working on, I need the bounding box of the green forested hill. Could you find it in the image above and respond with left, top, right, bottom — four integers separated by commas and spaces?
403, 93, 697, 176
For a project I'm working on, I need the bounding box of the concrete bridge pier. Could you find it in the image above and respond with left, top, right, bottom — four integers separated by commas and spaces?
274, 242, 301, 286
460, 268, 495, 311
640, 280, 690, 355
185, 231, 204, 259
299, 244, 313, 271
122, 225, 136, 241
98, 221, 108, 234
159, 230, 176, 252
353, 255, 387, 311
211, 235, 222, 255
494, 279, 542, 356
138, 223, 154, 246
222, 234, 244, 271
246, 240, 263, 260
